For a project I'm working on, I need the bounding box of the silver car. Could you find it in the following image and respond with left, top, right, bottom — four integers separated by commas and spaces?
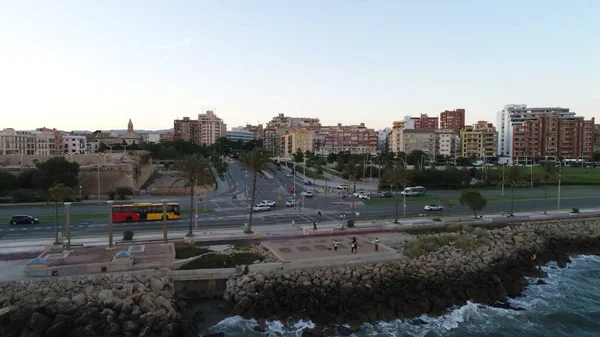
424, 204, 443, 211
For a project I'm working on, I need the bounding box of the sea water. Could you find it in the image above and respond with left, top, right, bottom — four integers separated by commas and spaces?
200, 255, 600, 337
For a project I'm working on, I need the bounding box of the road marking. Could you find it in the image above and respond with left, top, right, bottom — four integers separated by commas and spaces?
45, 227, 51, 229
34, 227, 40, 230
21, 228, 27, 231
9, 229, 14, 231
78, 225, 83, 228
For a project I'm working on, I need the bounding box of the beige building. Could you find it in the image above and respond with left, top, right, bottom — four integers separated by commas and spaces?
173, 110, 227, 146
387, 121, 406, 154
435, 129, 460, 158
0, 128, 56, 156
460, 121, 498, 158
281, 129, 314, 158
403, 129, 436, 156
198, 110, 227, 146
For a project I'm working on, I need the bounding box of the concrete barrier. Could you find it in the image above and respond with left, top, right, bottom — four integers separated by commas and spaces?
169, 268, 237, 281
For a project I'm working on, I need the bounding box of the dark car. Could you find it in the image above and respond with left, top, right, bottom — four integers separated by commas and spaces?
303, 181, 312, 186
380, 192, 394, 198
9, 215, 39, 225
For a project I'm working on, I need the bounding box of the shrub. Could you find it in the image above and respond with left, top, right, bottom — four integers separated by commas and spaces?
572, 208, 580, 214
445, 222, 474, 233
473, 227, 490, 238
432, 217, 442, 222
347, 219, 355, 228
116, 187, 134, 200
123, 231, 134, 241
107, 191, 116, 200
175, 246, 211, 259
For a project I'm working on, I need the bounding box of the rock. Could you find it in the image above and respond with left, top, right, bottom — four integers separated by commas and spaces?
72, 293, 87, 306
149, 278, 163, 291
96, 289, 113, 303
45, 321, 68, 337
122, 320, 139, 333
202, 333, 225, 337
29, 312, 53, 333
26, 283, 39, 292
139, 297, 156, 313
103, 323, 120, 336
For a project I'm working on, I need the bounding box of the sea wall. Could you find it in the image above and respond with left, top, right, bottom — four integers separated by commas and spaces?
0, 273, 197, 337
223, 219, 600, 335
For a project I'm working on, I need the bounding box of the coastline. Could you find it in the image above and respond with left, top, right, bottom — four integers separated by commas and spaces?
217, 219, 600, 336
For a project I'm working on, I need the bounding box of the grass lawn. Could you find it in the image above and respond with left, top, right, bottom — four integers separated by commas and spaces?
179, 252, 261, 269
294, 164, 327, 180
553, 167, 600, 184
175, 246, 212, 259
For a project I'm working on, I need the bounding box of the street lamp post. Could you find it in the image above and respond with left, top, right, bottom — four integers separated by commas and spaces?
79, 186, 82, 201
556, 159, 562, 209
64, 202, 71, 250
161, 199, 168, 244
195, 193, 199, 229
107, 200, 114, 248
501, 164, 505, 197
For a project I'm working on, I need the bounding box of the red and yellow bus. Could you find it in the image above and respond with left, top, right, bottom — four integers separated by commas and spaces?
112, 203, 181, 223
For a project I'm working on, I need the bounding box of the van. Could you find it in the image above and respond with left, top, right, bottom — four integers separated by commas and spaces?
401, 186, 426, 196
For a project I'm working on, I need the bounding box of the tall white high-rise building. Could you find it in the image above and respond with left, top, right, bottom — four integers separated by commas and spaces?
497, 104, 527, 158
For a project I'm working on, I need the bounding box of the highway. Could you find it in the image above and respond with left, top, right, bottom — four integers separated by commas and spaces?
0, 160, 598, 241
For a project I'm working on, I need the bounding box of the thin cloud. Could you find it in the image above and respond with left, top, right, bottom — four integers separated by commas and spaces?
158, 38, 192, 49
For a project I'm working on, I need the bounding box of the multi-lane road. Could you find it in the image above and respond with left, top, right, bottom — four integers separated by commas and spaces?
1, 161, 599, 241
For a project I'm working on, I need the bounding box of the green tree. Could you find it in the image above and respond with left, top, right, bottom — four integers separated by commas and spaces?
292, 148, 304, 163
406, 150, 427, 169
47, 183, 75, 244
343, 160, 361, 193
172, 154, 212, 237
502, 165, 524, 216
383, 164, 411, 223
326, 152, 338, 163
539, 161, 558, 215
240, 147, 271, 233
0, 171, 18, 197
459, 189, 487, 218
36, 157, 80, 188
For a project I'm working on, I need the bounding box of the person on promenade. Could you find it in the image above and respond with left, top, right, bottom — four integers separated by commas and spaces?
333, 239, 338, 252
313, 221, 318, 231
374, 237, 379, 251
351, 237, 358, 254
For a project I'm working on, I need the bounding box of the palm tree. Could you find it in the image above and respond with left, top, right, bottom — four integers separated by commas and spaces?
539, 161, 558, 215
47, 182, 75, 245
383, 164, 411, 223
502, 165, 524, 216
343, 160, 361, 193
172, 154, 211, 237
240, 147, 271, 233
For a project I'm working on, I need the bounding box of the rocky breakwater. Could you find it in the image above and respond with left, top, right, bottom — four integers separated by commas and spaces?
0, 274, 197, 337
223, 219, 600, 335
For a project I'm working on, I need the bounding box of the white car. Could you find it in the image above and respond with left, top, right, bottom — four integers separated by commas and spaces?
336, 184, 349, 190
285, 199, 299, 207
358, 193, 371, 200
260, 200, 276, 207
253, 205, 271, 212
301, 191, 313, 197
424, 204, 443, 211
286, 173, 293, 177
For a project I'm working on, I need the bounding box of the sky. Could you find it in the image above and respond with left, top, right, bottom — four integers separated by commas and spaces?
1, 0, 599, 131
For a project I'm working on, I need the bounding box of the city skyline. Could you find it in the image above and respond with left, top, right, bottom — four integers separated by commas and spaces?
1, 1, 599, 130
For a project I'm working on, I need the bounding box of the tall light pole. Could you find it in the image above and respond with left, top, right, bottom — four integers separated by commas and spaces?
194, 193, 199, 229
64, 202, 71, 250
556, 158, 562, 209
107, 200, 114, 248
79, 186, 82, 201
161, 199, 168, 244
501, 164, 505, 197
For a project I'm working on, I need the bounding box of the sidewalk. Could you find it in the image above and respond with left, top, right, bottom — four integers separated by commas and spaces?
2, 207, 599, 255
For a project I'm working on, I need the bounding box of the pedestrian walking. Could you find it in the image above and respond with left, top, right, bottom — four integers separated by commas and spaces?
333, 239, 338, 252
317, 211, 322, 218
313, 221, 318, 231
351, 237, 357, 254
374, 237, 379, 251
339, 213, 344, 221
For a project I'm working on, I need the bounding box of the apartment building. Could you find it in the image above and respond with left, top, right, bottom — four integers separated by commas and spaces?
403, 129, 436, 156
36, 127, 63, 155
440, 109, 465, 134
595, 124, 600, 153
460, 121, 498, 158
61, 134, 88, 154
377, 127, 391, 153
0, 128, 57, 155
281, 129, 314, 158
174, 117, 201, 143
173, 110, 227, 146
160, 132, 174, 142
198, 110, 227, 146
435, 129, 460, 158
411, 114, 438, 130
263, 128, 278, 155
387, 121, 406, 154
320, 123, 378, 155
512, 113, 595, 160
243, 124, 263, 140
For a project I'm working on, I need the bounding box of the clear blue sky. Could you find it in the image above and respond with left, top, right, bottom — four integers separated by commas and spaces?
1, 0, 598, 131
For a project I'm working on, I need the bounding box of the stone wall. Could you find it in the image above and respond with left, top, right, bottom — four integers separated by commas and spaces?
223, 219, 600, 335
0, 273, 197, 336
